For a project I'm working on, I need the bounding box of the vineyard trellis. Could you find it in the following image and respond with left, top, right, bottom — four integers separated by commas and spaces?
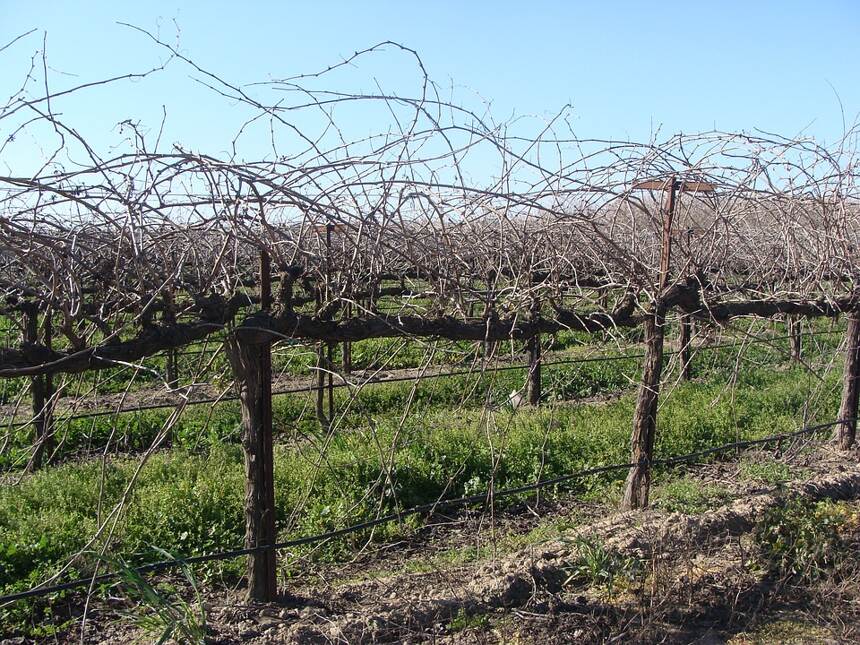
1, 30, 859, 604
0, 328, 838, 433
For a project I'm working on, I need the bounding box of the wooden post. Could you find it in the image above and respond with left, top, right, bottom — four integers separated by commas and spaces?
327, 341, 335, 422
621, 175, 676, 510
164, 291, 179, 387
342, 340, 352, 375
342, 301, 352, 375
325, 223, 335, 420
788, 316, 802, 362
369, 281, 379, 312
679, 314, 692, 381
315, 342, 329, 430
25, 305, 54, 470
527, 300, 541, 406
527, 336, 541, 405
483, 281, 496, 363
597, 285, 609, 310
227, 251, 277, 602
313, 286, 330, 430
838, 314, 860, 450
166, 349, 178, 387
41, 311, 54, 465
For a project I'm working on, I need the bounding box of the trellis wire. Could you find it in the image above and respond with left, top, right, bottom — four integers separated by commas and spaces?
0, 328, 840, 430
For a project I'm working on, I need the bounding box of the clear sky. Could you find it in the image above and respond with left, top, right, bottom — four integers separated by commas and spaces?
2, 0, 859, 175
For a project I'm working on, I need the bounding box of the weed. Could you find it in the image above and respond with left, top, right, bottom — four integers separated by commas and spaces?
739, 460, 795, 485
562, 536, 640, 596
755, 499, 860, 581
652, 477, 732, 514
100, 547, 207, 644
728, 618, 834, 645
449, 607, 491, 632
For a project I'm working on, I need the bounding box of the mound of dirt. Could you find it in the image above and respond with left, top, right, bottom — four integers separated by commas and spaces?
195, 446, 860, 644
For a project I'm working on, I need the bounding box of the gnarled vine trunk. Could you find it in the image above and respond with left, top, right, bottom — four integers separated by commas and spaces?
621, 311, 666, 509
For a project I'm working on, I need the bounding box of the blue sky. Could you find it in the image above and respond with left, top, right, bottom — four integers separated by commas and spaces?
2, 0, 859, 175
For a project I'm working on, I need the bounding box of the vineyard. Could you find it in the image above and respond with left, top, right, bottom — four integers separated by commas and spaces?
2, 32, 860, 643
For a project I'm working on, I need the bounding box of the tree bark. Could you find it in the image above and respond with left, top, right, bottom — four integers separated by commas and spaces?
7, 290, 860, 379
838, 315, 860, 450
621, 310, 666, 509
226, 335, 278, 601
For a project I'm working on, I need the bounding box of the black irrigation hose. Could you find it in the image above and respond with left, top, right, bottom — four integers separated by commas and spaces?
0, 417, 845, 605
1, 329, 842, 429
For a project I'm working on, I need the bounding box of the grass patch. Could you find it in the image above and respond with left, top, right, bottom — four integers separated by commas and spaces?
562, 535, 641, 597
739, 460, 797, 485
652, 477, 733, 514
449, 607, 491, 632
728, 618, 836, 644
0, 334, 844, 634
755, 499, 860, 582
